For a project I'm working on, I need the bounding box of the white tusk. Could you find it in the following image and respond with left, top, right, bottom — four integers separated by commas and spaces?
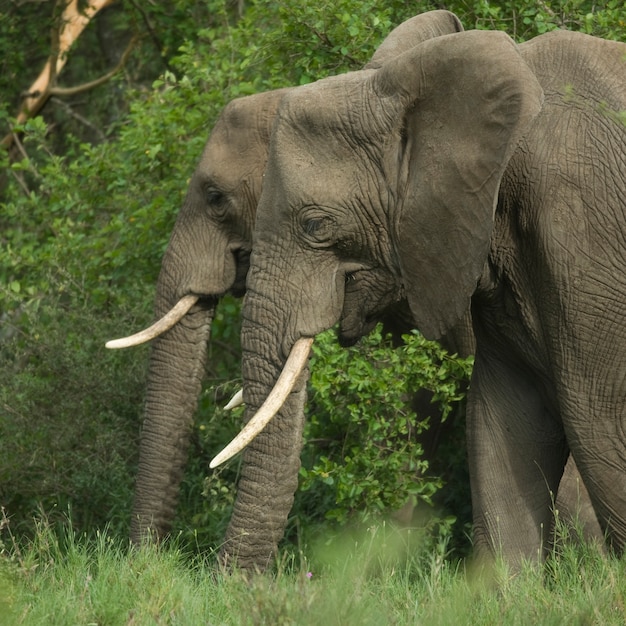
210, 336, 313, 468
224, 388, 244, 410
105, 294, 199, 349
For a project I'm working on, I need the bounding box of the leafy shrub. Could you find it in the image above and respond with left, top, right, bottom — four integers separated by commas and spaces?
178, 325, 473, 552
0, 283, 147, 538
290, 326, 472, 552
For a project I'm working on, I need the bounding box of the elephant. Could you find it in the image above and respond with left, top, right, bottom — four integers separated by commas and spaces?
221, 22, 625, 570
107, 9, 476, 548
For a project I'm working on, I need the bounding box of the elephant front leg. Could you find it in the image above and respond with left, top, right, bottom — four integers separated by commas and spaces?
467, 350, 568, 570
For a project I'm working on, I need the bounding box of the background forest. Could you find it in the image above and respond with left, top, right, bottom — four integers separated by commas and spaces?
1, 0, 625, 561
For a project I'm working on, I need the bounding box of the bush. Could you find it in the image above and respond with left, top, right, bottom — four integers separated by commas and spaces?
298, 327, 472, 525
0, 283, 147, 538
179, 325, 473, 551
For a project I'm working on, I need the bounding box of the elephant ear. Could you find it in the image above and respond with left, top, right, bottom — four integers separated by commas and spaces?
373, 30, 544, 340
365, 10, 463, 69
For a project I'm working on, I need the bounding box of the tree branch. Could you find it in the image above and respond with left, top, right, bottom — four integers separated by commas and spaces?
9, 168, 33, 198
1, 0, 119, 152
19, 0, 118, 122
5, 132, 39, 197
50, 97, 106, 142
48, 35, 138, 97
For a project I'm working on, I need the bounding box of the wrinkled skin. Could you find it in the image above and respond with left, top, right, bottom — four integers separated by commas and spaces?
130, 88, 287, 543
241, 25, 624, 569
129, 10, 473, 554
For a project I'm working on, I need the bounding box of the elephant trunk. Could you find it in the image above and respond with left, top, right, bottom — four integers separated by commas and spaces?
220, 292, 308, 570
210, 336, 312, 468
130, 298, 214, 544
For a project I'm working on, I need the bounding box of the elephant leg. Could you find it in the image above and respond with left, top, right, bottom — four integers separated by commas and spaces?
560, 393, 626, 554
467, 350, 568, 569
553, 455, 603, 546
569, 453, 626, 553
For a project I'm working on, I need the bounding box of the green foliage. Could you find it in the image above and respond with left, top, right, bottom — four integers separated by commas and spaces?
0, 0, 234, 151
454, 0, 626, 40
179, 326, 472, 550
0, 2, 50, 113
0, 284, 146, 539
297, 326, 472, 525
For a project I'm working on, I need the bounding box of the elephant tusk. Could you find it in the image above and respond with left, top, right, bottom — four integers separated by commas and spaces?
105, 294, 199, 349
210, 336, 314, 468
224, 388, 244, 410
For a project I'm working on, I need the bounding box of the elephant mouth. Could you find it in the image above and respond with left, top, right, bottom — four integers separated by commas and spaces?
230, 248, 251, 297
210, 269, 405, 467
338, 317, 379, 347
338, 268, 405, 346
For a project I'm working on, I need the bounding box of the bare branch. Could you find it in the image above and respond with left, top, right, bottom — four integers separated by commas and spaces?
6, 132, 39, 197
1, 0, 118, 152
9, 168, 33, 198
50, 97, 106, 142
10, 132, 32, 166
48, 35, 138, 98
19, 0, 118, 122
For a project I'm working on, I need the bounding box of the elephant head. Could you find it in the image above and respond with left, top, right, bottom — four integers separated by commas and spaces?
220, 29, 543, 553
226, 27, 543, 434
107, 10, 465, 554
227, 26, 626, 568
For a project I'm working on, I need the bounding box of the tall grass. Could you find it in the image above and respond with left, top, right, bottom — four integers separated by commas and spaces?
2, 512, 625, 625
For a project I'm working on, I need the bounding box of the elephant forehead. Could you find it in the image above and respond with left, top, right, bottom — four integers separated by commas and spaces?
266, 142, 369, 211
276, 70, 383, 153
268, 103, 385, 195
207, 113, 265, 163
198, 121, 268, 194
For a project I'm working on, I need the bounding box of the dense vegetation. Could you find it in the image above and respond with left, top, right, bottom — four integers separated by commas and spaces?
1, 0, 625, 575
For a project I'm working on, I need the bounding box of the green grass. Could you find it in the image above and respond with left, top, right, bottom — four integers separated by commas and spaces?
2, 514, 626, 626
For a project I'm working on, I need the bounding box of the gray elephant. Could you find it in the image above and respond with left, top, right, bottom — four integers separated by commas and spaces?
218, 24, 625, 570
108, 10, 473, 547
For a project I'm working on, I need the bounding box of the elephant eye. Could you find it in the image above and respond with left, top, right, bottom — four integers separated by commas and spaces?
304, 218, 324, 235
299, 209, 337, 247
207, 190, 224, 204
205, 186, 229, 218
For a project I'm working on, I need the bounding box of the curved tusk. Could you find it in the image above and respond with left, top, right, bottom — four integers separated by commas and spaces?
224, 388, 244, 410
210, 336, 314, 468
105, 294, 199, 349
